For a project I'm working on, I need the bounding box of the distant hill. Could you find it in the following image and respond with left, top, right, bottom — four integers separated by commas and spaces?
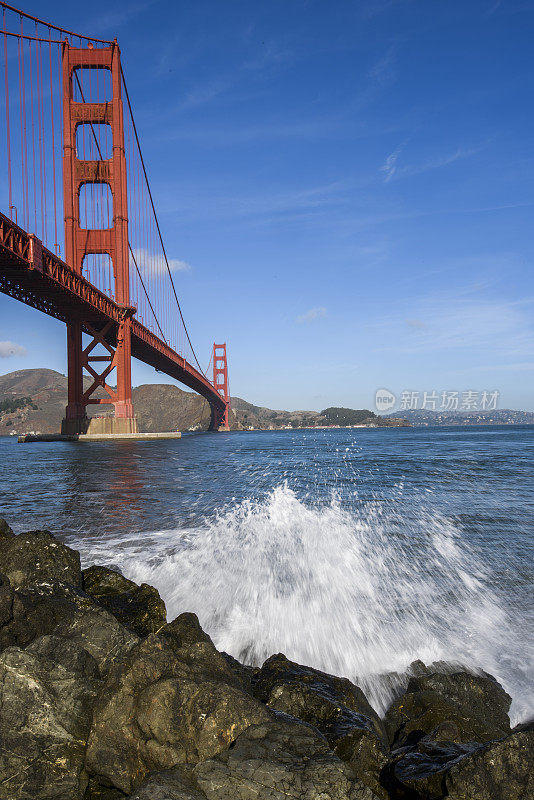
0, 368, 409, 435
321, 407, 377, 426
0, 370, 213, 436
383, 408, 534, 426
2, 369, 530, 435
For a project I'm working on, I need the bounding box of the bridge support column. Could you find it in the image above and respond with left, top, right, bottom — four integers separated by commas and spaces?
63, 320, 88, 431
114, 316, 134, 419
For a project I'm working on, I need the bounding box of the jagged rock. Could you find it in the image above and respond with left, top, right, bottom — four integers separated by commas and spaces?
160, 611, 213, 647
0, 641, 99, 800
384, 670, 512, 747
193, 716, 381, 799
251, 653, 388, 797
83, 565, 136, 596
0, 516, 15, 539
220, 651, 258, 694
0, 581, 138, 672
83, 565, 167, 637
445, 722, 534, 799
85, 614, 272, 794
0, 529, 82, 589
128, 770, 206, 799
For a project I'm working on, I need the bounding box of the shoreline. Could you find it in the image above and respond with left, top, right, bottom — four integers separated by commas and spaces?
0, 517, 531, 799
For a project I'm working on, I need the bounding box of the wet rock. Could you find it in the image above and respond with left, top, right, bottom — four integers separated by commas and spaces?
0, 529, 82, 589
0, 581, 138, 672
85, 615, 272, 793
193, 716, 381, 799
391, 736, 482, 798
0, 640, 99, 800
329, 721, 389, 799
251, 653, 388, 796
83, 565, 167, 637
445, 722, 534, 800
384, 669, 511, 747
0, 516, 15, 539
253, 653, 385, 737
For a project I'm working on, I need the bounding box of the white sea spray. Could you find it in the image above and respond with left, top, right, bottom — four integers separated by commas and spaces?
74, 482, 533, 724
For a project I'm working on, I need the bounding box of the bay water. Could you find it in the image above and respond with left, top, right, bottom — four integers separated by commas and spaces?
1, 424, 532, 723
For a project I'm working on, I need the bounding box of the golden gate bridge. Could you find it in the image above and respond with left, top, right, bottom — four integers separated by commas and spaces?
0, 2, 230, 434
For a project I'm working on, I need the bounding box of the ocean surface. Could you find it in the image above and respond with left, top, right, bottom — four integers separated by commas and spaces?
1, 424, 532, 724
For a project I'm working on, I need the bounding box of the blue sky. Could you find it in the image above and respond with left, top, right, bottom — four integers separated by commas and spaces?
1, 0, 533, 411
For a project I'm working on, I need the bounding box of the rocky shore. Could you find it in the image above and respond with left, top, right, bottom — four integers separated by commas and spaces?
0, 518, 531, 800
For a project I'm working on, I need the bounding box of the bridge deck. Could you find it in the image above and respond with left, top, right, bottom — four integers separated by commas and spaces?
0, 212, 225, 413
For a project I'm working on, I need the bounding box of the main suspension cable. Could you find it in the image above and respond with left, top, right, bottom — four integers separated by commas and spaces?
0, 2, 113, 44
120, 66, 207, 377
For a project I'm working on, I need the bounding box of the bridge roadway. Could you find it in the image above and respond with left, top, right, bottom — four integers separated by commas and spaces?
0, 211, 226, 418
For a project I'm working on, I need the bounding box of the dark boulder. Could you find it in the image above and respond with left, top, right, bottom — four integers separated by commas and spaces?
0, 516, 15, 539
128, 770, 206, 799
27, 633, 101, 681
83, 778, 127, 799
391, 735, 482, 798
384, 669, 512, 747
445, 722, 534, 800
251, 653, 388, 797
0, 571, 14, 628
83, 565, 167, 637
0, 529, 82, 589
0, 639, 99, 800
0, 581, 138, 672
253, 653, 385, 737
85, 614, 272, 794
160, 610, 213, 648
193, 716, 382, 799
83, 565, 137, 596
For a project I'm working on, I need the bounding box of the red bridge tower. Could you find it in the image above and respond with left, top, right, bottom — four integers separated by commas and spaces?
61, 41, 136, 435
211, 343, 230, 430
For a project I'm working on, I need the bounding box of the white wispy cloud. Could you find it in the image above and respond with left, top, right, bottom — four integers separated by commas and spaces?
397, 147, 480, 179
296, 307, 327, 324
381, 145, 480, 183
368, 47, 396, 88
131, 248, 191, 275
380, 140, 408, 182
0, 341, 26, 358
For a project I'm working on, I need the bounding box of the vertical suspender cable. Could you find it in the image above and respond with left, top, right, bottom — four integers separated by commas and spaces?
48, 29, 58, 254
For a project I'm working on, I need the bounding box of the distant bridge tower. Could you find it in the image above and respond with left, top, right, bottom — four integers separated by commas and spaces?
211, 343, 230, 430
61, 40, 136, 435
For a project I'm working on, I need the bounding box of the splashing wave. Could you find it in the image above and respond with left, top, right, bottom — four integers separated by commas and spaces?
73, 483, 532, 723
